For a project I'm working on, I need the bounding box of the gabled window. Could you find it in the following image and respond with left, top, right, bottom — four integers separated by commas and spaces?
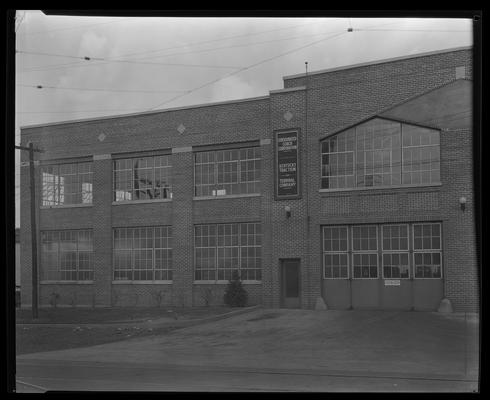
321, 118, 440, 190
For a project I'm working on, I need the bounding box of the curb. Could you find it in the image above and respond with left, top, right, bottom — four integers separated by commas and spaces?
16, 305, 262, 329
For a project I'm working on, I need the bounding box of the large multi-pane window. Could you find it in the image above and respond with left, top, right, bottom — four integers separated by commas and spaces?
113, 226, 172, 281
41, 230, 93, 281
195, 223, 261, 281
113, 155, 171, 201
413, 223, 442, 278
402, 125, 441, 185
41, 162, 93, 205
194, 147, 261, 197
321, 118, 440, 189
352, 225, 378, 278
382, 224, 409, 279
322, 226, 349, 278
322, 223, 442, 280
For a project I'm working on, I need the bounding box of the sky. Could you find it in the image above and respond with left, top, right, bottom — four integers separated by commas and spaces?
14, 12, 474, 228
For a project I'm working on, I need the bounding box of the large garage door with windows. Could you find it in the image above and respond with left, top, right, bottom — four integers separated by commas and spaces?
322, 222, 443, 310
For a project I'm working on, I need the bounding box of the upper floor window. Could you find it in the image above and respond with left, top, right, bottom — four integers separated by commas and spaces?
194, 147, 261, 197
321, 118, 440, 190
114, 155, 172, 201
41, 162, 93, 206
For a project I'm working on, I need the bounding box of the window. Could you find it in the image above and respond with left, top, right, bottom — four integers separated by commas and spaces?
41, 162, 93, 205
195, 223, 261, 281
114, 155, 171, 201
382, 224, 409, 279
321, 118, 440, 190
321, 129, 355, 189
41, 230, 93, 281
194, 147, 261, 197
323, 226, 349, 278
113, 226, 172, 281
413, 223, 442, 278
402, 125, 441, 185
352, 225, 378, 278
322, 223, 443, 280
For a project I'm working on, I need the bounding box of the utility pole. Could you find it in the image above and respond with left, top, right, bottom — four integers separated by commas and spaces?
15, 142, 44, 319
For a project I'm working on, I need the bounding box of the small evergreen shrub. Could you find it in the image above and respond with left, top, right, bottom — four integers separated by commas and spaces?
223, 271, 248, 307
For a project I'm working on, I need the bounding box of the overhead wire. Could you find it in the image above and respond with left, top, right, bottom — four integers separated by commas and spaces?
16, 84, 189, 94
16, 67, 472, 116
16, 16, 132, 36
16, 50, 244, 70
17, 19, 397, 73
147, 30, 348, 111
17, 19, 344, 72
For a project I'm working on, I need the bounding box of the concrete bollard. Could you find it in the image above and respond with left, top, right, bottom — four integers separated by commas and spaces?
437, 298, 454, 313
315, 297, 327, 310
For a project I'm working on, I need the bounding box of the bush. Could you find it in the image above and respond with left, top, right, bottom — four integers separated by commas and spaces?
223, 271, 248, 307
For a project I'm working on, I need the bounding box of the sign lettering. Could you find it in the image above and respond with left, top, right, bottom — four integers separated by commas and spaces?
276, 131, 299, 198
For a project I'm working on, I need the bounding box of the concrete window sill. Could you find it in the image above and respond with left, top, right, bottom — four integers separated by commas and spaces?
193, 280, 262, 285
111, 280, 173, 284
193, 193, 261, 201
40, 281, 94, 285
112, 199, 172, 205
319, 183, 442, 195
40, 203, 93, 209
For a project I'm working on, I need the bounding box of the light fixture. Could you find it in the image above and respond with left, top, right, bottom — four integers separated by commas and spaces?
459, 196, 467, 212
284, 205, 291, 218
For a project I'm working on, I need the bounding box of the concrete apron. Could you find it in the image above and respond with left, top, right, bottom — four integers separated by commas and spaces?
17, 309, 479, 382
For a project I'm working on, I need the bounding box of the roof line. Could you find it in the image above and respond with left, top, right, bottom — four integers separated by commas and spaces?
284, 45, 473, 80
20, 94, 271, 130
318, 78, 471, 140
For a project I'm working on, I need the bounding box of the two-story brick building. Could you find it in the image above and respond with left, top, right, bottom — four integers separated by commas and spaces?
20, 46, 478, 312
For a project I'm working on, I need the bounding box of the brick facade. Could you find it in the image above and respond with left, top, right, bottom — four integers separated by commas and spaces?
20, 47, 478, 312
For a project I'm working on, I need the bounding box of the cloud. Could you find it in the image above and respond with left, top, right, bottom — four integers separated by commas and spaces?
79, 31, 108, 56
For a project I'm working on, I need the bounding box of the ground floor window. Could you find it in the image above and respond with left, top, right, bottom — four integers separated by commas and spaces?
194, 222, 262, 281
322, 222, 442, 279
113, 226, 172, 281
41, 229, 94, 281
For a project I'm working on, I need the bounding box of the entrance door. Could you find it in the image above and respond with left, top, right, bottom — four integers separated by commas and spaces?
281, 259, 300, 308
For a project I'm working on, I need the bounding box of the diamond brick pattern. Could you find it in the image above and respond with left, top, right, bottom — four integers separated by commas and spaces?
177, 124, 186, 134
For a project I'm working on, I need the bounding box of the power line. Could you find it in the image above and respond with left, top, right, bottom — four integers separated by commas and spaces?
354, 28, 471, 33
16, 50, 244, 70
16, 84, 189, 94
17, 109, 145, 114
18, 19, 344, 73
147, 30, 348, 111
12, 20, 424, 74
15, 11, 27, 33
16, 17, 132, 36
17, 30, 344, 73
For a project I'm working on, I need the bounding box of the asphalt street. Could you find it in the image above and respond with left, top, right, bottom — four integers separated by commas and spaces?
15, 309, 480, 392
16, 359, 478, 392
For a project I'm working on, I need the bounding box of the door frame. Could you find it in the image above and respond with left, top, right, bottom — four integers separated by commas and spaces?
280, 258, 301, 308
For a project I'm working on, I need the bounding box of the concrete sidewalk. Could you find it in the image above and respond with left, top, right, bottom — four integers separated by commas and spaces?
17, 309, 480, 391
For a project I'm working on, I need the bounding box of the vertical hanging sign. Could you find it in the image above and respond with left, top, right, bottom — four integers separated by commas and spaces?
275, 130, 300, 199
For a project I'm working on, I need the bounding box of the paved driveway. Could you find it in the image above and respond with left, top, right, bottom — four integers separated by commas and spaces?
16, 309, 479, 392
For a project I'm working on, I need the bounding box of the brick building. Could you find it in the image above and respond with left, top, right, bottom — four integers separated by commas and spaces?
20, 46, 478, 312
